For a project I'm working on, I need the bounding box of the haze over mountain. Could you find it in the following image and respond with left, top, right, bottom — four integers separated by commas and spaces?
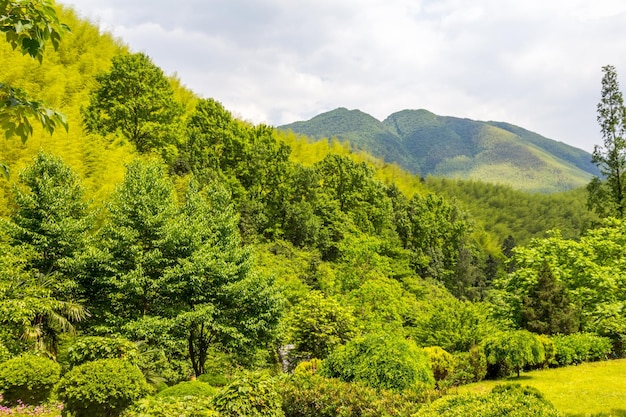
280, 108, 600, 193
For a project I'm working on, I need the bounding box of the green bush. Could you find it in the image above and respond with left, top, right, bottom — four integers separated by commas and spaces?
415, 383, 560, 416
321, 333, 435, 391
423, 346, 455, 384
55, 358, 152, 417
552, 333, 612, 366
0, 354, 61, 406
197, 373, 230, 387
0, 342, 11, 363
123, 395, 219, 417
67, 336, 139, 367
156, 380, 217, 398
482, 330, 545, 378
446, 346, 487, 386
277, 373, 427, 417
211, 372, 284, 417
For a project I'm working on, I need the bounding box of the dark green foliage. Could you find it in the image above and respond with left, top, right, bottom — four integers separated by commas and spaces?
0, 354, 60, 406
589, 65, 626, 218
284, 290, 356, 361
67, 336, 139, 367
520, 260, 579, 335
55, 358, 152, 417
416, 383, 560, 417
277, 373, 426, 417
210, 372, 284, 417
551, 333, 612, 366
321, 333, 435, 391
83, 52, 183, 154
156, 380, 217, 399
123, 395, 219, 417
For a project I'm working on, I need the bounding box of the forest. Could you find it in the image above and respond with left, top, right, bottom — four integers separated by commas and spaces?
1, 2, 625, 416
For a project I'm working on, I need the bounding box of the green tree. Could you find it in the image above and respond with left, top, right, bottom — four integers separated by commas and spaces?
588, 65, 626, 218
520, 260, 579, 335
83, 52, 183, 153
1, 0, 69, 175
284, 290, 356, 360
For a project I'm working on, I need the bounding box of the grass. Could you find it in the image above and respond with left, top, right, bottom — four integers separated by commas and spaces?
455, 359, 626, 416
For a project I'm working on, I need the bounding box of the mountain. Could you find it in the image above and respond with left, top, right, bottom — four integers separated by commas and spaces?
280, 108, 600, 193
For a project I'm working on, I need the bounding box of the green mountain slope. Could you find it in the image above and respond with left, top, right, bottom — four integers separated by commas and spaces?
280, 108, 600, 193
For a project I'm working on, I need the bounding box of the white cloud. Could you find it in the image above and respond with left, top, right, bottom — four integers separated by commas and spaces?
59, 0, 626, 152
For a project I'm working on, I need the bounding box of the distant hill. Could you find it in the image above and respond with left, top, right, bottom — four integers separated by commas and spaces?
280, 108, 600, 193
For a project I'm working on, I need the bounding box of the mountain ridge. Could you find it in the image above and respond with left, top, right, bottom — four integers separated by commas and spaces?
279, 108, 599, 193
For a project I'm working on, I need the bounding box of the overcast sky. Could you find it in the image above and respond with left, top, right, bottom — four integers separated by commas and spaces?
58, 0, 626, 152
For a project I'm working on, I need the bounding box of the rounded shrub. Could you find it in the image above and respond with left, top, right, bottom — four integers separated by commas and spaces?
67, 336, 139, 367
210, 372, 284, 417
197, 373, 230, 387
156, 380, 217, 398
0, 354, 61, 406
447, 346, 487, 386
552, 333, 611, 366
321, 333, 435, 392
415, 383, 559, 416
123, 395, 219, 417
55, 358, 152, 417
277, 373, 425, 417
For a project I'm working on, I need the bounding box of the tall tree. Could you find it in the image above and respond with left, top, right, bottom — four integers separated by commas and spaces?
83, 52, 183, 153
588, 65, 626, 218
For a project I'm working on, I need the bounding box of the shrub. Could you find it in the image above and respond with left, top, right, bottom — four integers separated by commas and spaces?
197, 373, 230, 387
67, 336, 139, 367
0, 354, 61, 406
211, 372, 284, 417
0, 342, 11, 363
415, 383, 560, 416
446, 345, 487, 386
482, 330, 545, 378
321, 333, 435, 391
156, 381, 217, 398
293, 358, 323, 376
277, 373, 427, 417
423, 346, 455, 384
552, 333, 612, 366
55, 358, 152, 417
122, 395, 219, 417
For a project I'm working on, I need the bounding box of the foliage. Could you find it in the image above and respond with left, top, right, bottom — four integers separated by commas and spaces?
321, 332, 435, 391
493, 220, 626, 332
55, 358, 152, 417
519, 260, 579, 335
66, 336, 138, 367
196, 373, 229, 387
416, 383, 560, 417
446, 346, 487, 386
423, 346, 455, 384
122, 395, 218, 417
589, 65, 626, 218
83, 52, 183, 154
284, 290, 356, 361
0, 0, 68, 146
482, 330, 546, 378
0, 354, 60, 406
411, 297, 499, 352
210, 372, 284, 417
155, 381, 217, 399
551, 333, 612, 366
277, 373, 426, 417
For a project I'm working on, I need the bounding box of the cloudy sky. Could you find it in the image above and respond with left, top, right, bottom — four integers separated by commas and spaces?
58, 0, 626, 152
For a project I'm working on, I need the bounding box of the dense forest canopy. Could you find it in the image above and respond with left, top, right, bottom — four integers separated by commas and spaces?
0, 2, 623, 416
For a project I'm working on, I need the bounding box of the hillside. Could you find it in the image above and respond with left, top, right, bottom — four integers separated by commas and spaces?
280, 108, 600, 193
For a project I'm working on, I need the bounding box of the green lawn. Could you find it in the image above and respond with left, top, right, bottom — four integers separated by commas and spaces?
456, 359, 626, 416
